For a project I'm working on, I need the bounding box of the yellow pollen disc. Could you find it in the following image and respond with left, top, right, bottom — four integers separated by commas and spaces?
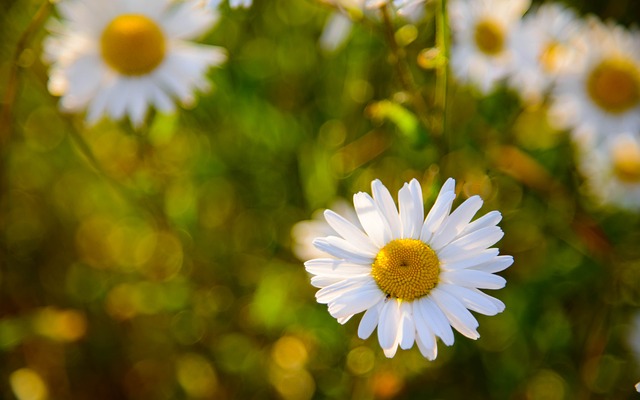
474, 19, 505, 56
101, 14, 166, 76
612, 144, 640, 183
539, 41, 566, 73
586, 58, 640, 114
371, 239, 440, 301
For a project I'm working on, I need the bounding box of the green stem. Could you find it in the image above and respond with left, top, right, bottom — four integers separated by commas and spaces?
434, 0, 449, 140
380, 5, 434, 140
0, 0, 52, 146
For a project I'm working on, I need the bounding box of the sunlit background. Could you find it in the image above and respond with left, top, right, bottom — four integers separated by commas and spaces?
1, 0, 640, 399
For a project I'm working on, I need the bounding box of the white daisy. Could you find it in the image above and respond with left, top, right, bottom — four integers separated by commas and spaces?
508, 3, 582, 105
304, 178, 512, 359
576, 132, 640, 211
449, 0, 530, 94
548, 18, 640, 143
44, 0, 227, 127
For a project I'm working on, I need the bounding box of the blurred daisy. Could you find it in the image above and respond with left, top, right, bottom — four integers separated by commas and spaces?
549, 18, 640, 142
305, 178, 512, 359
45, 0, 227, 127
319, 0, 366, 53
449, 0, 530, 94
576, 132, 640, 211
292, 200, 359, 261
203, 0, 252, 9
508, 3, 582, 105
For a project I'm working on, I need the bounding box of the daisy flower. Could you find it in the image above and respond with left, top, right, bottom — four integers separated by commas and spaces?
576, 132, 640, 211
449, 0, 530, 94
548, 18, 640, 143
508, 3, 582, 105
304, 178, 512, 359
44, 0, 227, 127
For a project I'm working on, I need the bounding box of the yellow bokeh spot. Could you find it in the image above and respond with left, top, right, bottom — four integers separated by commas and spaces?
346, 346, 375, 376
611, 142, 640, 183
272, 336, 308, 370
586, 57, 640, 114
176, 353, 218, 398
474, 19, 505, 56
371, 239, 440, 301
34, 308, 87, 342
101, 14, 166, 76
10, 368, 48, 400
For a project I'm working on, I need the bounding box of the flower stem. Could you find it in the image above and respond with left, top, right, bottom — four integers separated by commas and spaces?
434, 0, 449, 139
0, 0, 52, 146
380, 4, 434, 140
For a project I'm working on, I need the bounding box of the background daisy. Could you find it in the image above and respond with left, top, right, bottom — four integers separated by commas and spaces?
306, 178, 512, 359
576, 132, 640, 211
548, 17, 640, 143
44, 0, 227, 127
449, 0, 530, 94
508, 3, 582, 105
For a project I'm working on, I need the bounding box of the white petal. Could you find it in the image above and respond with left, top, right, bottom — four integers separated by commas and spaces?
430, 195, 483, 251
440, 269, 507, 290
470, 255, 514, 273
415, 328, 438, 360
415, 297, 455, 346
421, 180, 456, 243
446, 226, 504, 251
313, 236, 375, 264
354, 192, 392, 247
438, 246, 500, 265
399, 301, 415, 350
460, 210, 502, 236
315, 275, 374, 304
399, 179, 424, 239
440, 248, 501, 270
438, 284, 504, 315
328, 284, 385, 319
323, 210, 379, 255
310, 275, 342, 288
371, 179, 402, 239
358, 303, 382, 339
337, 315, 353, 324
377, 300, 401, 351
431, 288, 480, 340
304, 258, 372, 278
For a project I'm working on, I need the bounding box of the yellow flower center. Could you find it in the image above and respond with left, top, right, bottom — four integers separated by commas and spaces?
586, 58, 640, 114
474, 19, 505, 56
539, 41, 565, 73
371, 239, 440, 301
101, 14, 166, 76
612, 143, 640, 183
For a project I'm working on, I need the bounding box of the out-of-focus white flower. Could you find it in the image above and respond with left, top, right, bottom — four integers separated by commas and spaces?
449, 0, 530, 94
292, 200, 359, 261
44, 0, 227, 127
508, 3, 582, 105
304, 178, 512, 359
318, 0, 367, 53
204, 0, 252, 9
576, 132, 640, 211
548, 18, 640, 143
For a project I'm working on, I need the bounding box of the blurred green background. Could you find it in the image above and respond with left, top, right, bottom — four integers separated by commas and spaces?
1, 0, 640, 399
